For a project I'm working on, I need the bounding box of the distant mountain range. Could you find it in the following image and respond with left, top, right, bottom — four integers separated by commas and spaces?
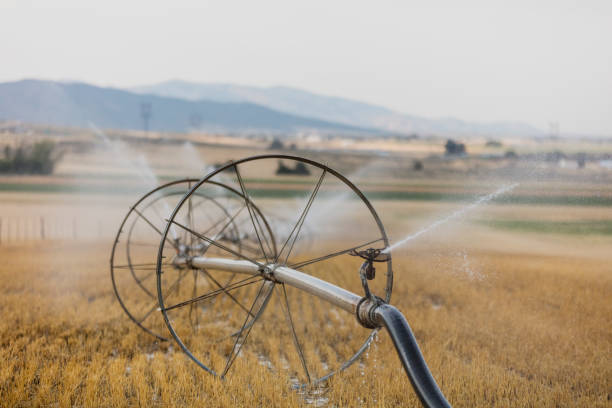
0, 78, 541, 137
133, 80, 542, 137
0, 80, 366, 134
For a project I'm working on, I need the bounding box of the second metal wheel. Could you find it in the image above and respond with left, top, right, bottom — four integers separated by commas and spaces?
111, 178, 274, 340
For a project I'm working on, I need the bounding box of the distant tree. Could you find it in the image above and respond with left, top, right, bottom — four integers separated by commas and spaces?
276, 161, 291, 174
576, 152, 586, 169
0, 141, 61, 175
504, 150, 518, 159
294, 162, 310, 175
444, 139, 466, 156
268, 138, 284, 150
275, 160, 311, 176
13, 146, 26, 172
485, 140, 503, 148
545, 151, 566, 162
30, 140, 57, 173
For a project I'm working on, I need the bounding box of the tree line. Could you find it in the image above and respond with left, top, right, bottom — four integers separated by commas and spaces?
0, 141, 61, 174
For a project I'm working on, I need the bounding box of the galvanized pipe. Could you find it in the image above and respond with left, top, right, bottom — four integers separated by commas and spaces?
189, 256, 362, 314
187, 256, 451, 408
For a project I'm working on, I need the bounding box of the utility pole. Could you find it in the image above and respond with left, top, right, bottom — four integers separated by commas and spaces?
548, 121, 559, 138
140, 102, 152, 135
190, 113, 202, 131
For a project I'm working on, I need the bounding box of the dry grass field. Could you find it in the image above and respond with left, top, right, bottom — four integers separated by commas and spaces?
0, 238, 610, 407
1, 129, 611, 407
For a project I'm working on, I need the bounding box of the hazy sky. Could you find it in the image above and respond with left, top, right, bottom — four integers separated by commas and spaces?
1, 0, 611, 135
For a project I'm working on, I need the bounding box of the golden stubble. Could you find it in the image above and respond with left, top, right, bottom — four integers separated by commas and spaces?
0, 240, 610, 407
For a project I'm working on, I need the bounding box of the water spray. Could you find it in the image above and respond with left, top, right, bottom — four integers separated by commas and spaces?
384, 182, 519, 253
111, 155, 459, 407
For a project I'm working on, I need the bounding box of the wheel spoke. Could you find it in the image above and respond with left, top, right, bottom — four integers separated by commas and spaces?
189, 269, 199, 328
136, 270, 156, 282
200, 205, 246, 239
163, 275, 263, 312
288, 237, 384, 270
138, 268, 189, 324
199, 268, 256, 318
188, 271, 238, 322
148, 196, 172, 228
114, 261, 172, 270
128, 268, 158, 300
233, 164, 273, 263
168, 218, 264, 268
132, 207, 178, 250
201, 205, 246, 250
221, 280, 275, 378
252, 210, 275, 259
208, 272, 238, 312
130, 254, 159, 298
214, 278, 270, 342
186, 181, 194, 247
280, 283, 311, 383
213, 213, 261, 252
275, 169, 326, 265
233, 240, 263, 256
127, 242, 159, 247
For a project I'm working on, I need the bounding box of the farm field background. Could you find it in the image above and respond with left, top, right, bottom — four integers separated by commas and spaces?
1, 130, 611, 407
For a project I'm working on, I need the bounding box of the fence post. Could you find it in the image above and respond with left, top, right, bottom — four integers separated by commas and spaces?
40, 216, 45, 240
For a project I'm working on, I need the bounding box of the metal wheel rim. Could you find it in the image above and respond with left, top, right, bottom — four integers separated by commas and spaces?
111, 178, 275, 341
156, 155, 392, 385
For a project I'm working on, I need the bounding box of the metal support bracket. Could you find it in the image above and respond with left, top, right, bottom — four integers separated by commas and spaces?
350, 248, 390, 328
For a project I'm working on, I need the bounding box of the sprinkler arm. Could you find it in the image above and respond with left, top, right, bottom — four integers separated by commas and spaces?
182, 256, 452, 408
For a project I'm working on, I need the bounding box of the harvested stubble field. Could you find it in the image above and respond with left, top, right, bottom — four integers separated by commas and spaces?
1, 238, 610, 407
1, 134, 611, 406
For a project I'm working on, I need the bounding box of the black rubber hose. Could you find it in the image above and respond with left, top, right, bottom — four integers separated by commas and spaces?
374, 304, 452, 408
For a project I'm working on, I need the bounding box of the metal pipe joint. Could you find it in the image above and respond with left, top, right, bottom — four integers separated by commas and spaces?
356, 296, 385, 329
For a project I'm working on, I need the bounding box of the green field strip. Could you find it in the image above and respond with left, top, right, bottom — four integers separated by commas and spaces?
0, 182, 144, 195
1, 182, 612, 206
478, 219, 612, 236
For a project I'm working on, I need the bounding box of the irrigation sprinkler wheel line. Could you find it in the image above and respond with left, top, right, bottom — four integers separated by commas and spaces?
110, 178, 276, 341
112, 178, 230, 340
126, 188, 239, 299
124, 187, 243, 339
156, 155, 392, 385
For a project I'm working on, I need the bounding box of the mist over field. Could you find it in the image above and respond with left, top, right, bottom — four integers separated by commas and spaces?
1, 122, 610, 406
1, 1, 612, 407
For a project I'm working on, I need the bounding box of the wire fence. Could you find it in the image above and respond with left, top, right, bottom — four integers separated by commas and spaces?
0, 216, 113, 243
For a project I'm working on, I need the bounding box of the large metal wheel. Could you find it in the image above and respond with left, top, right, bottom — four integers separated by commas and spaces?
111, 178, 275, 340
156, 155, 392, 387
